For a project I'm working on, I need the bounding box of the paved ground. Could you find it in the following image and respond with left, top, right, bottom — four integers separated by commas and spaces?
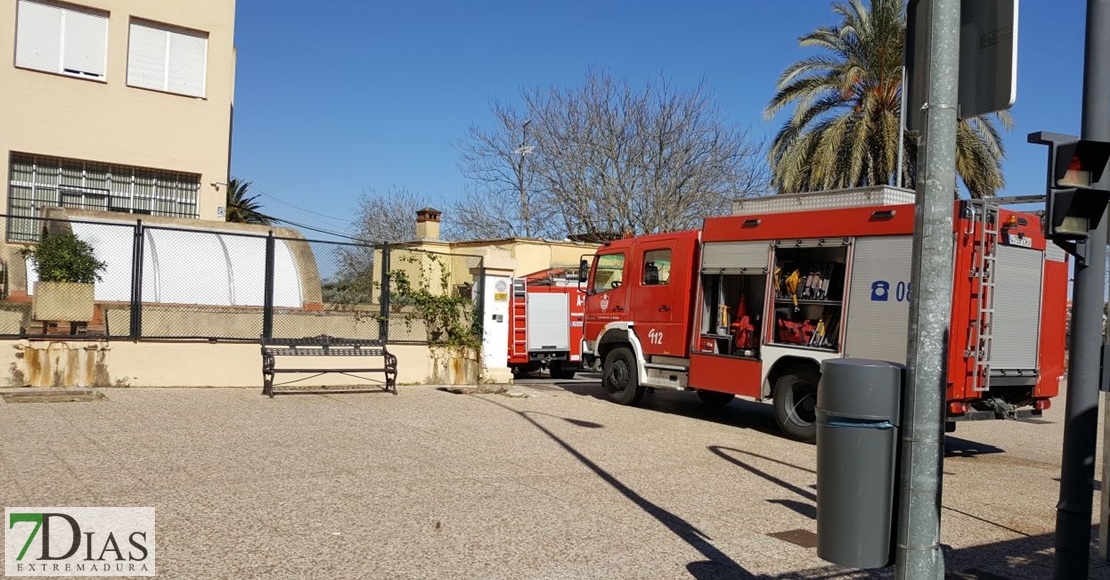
1, 376, 1108, 579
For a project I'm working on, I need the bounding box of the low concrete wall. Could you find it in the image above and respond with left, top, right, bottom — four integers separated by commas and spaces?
0, 340, 457, 388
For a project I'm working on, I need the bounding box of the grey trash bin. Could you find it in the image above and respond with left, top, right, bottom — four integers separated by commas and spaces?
815, 358, 904, 569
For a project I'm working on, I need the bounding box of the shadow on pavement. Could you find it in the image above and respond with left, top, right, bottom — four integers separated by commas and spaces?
477, 396, 758, 579
943, 436, 1005, 458
470, 392, 1103, 579
707, 448, 1105, 579
544, 379, 784, 438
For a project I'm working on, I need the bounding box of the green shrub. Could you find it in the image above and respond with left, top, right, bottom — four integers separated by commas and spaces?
22, 231, 106, 284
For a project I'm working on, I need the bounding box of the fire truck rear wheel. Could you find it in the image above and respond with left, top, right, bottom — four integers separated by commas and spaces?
602, 347, 644, 405
773, 367, 820, 443
696, 390, 735, 406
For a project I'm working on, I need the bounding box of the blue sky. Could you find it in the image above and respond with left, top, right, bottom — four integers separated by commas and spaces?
230, 0, 1089, 239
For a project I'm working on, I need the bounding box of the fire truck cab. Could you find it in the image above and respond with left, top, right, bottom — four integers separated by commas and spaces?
582, 187, 1067, 442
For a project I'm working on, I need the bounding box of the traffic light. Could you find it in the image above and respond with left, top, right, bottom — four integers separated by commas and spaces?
1028, 132, 1110, 240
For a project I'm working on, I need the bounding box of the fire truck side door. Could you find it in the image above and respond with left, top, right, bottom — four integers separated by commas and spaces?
632, 241, 687, 357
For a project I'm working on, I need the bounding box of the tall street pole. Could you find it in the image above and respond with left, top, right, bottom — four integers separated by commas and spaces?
519, 119, 532, 238
896, 0, 960, 578
1056, 0, 1110, 576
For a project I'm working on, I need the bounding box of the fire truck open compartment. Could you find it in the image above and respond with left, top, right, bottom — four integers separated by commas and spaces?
698, 273, 766, 359
770, 244, 847, 351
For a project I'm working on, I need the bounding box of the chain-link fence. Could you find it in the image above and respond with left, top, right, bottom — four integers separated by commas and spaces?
386, 247, 484, 344
0, 213, 483, 344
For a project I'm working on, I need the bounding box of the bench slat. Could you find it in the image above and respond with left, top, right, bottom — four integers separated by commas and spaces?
263, 336, 383, 348
271, 368, 394, 374
265, 348, 385, 357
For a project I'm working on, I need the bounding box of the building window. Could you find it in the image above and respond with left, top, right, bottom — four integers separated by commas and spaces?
7, 153, 200, 242
15, 0, 108, 81
127, 20, 208, 98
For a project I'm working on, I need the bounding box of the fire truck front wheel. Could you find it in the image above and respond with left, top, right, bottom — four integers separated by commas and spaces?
773, 366, 820, 443
602, 347, 644, 405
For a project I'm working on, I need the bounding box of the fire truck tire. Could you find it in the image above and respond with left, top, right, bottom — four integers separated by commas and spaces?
549, 362, 577, 380
696, 390, 735, 406
773, 367, 820, 443
602, 347, 644, 405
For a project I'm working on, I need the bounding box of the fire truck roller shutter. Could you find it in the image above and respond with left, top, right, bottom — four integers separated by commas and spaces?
843, 236, 913, 362
701, 241, 773, 273
989, 245, 1044, 374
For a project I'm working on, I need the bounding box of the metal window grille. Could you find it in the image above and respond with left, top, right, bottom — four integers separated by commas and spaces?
7, 153, 200, 242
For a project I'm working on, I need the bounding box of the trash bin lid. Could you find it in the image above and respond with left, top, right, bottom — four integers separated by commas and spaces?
816, 359, 903, 423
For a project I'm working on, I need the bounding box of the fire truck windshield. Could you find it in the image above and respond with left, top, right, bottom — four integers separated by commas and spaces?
592, 253, 625, 293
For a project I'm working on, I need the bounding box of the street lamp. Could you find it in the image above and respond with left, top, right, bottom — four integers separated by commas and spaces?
513, 119, 535, 238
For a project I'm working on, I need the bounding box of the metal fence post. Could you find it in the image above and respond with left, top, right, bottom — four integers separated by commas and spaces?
474, 264, 486, 341
379, 244, 391, 343
262, 232, 275, 340
129, 219, 144, 340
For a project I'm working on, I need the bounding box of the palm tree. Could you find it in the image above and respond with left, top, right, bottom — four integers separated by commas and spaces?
764, 0, 1011, 198
225, 177, 272, 225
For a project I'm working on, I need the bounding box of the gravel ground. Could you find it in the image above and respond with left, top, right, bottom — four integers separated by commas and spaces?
0, 379, 1107, 579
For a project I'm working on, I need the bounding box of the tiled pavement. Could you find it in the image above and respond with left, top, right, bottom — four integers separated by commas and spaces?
0, 381, 1107, 579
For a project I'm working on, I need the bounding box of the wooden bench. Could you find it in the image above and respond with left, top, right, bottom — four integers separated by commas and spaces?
261, 335, 397, 397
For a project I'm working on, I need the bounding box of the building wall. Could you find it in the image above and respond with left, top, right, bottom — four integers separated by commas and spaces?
1, 340, 442, 388
0, 0, 236, 228
451, 239, 599, 277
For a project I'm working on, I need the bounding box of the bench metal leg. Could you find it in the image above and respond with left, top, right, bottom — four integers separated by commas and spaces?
262, 351, 276, 398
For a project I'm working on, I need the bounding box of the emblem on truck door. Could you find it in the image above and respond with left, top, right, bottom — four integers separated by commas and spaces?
600, 295, 610, 311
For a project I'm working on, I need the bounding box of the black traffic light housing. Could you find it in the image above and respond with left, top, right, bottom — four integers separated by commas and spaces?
1028, 132, 1110, 254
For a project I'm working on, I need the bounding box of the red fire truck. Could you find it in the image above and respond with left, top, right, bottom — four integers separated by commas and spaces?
581, 187, 1068, 442
507, 267, 586, 379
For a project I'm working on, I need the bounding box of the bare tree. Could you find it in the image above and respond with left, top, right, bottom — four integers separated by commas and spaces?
456, 69, 768, 239
351, 186, 434, 243
454, 102, 554, 239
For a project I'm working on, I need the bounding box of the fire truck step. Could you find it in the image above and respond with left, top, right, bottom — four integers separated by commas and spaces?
644, 362, 688, 372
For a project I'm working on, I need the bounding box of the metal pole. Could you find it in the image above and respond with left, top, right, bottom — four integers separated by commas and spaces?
129, 219, 144, 340
520, 119, 531, 238
1057, 0, 1110, 575
379, 244, 391, 343
897, 65, 907, 189
1102, 394, 1110, 562
895, 0, 960, 578
261, 232, 275, 340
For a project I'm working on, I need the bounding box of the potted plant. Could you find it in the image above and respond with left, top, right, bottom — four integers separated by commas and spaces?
23, 231, 106, 323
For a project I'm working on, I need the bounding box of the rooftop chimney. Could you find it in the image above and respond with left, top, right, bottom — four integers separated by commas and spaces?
415, 207, 441, 240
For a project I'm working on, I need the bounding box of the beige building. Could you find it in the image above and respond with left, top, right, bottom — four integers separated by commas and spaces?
0, 0, 236, 241
407, 208, 599, 277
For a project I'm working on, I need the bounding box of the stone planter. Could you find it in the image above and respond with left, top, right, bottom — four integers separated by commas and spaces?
32, 281, 95, 322
429, 347, 480, 385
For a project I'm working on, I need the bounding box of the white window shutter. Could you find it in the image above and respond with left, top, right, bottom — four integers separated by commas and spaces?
61, 9, 107, 78
167, 29, 207, 98
15, 0, 63, 73
127, 22, 167, 91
